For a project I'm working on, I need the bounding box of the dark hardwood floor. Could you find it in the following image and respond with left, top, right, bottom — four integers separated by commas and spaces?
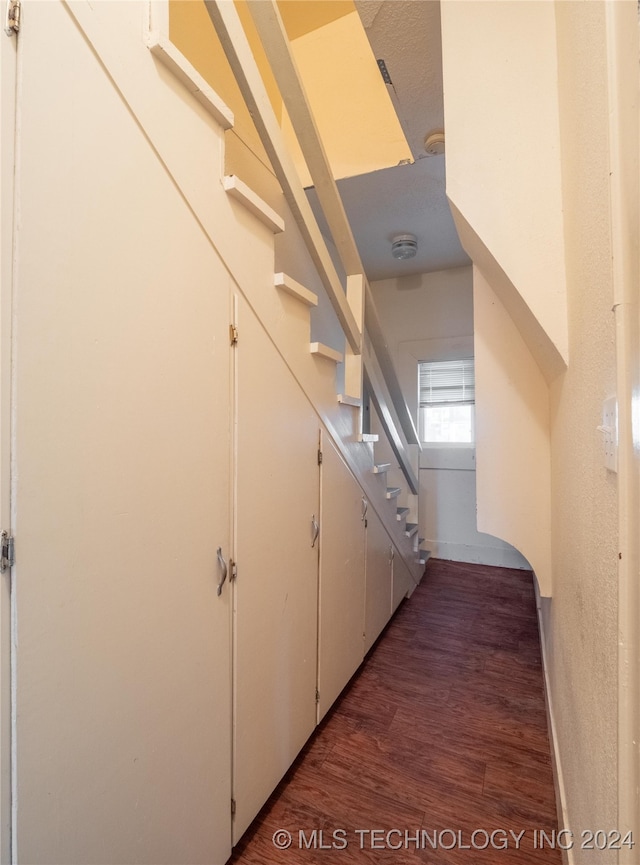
229, 558, 562, 864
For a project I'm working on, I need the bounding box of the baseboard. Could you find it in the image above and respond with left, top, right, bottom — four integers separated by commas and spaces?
423, 539, 529, 570
534, 581, 574, 865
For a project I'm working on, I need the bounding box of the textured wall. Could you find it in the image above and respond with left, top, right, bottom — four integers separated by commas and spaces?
441, 2, 624, 848
542, 2, 619, 855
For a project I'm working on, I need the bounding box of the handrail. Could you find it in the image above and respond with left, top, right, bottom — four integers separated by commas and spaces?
363, 337, 419, 495
203, 0, 361, 353
245, 0, 420, 447
364, 285, 421, 449
245, 0, 362, 275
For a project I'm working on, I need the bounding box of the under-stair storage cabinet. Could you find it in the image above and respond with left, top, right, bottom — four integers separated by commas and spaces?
11, 3, 234, 862
317, 435, 367, 719
392, 552, 414, 613
364, 509, 394, 653
233, 296, 320, 842
5, 2, 426, 861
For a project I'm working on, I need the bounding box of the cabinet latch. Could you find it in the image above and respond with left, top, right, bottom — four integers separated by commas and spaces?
1, 531, 14, 572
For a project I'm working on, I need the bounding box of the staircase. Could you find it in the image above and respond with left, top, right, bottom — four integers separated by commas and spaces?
219, 163, 424, 585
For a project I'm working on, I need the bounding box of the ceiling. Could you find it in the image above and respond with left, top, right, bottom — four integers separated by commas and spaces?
305, 0, 470, 281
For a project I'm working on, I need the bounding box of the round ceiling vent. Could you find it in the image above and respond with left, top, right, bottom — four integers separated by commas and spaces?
391, 234, 418, 260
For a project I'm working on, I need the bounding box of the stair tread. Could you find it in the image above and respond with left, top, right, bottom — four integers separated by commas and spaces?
310, 342, 344, 364
338, 394, 361, 407
148, 35, 234, 130
405, 523, 419, 538
373, 463, 391, 474
416, 549, 431, 565
274, 272, 318, 307
223, 175, 284, 234
386, 487, 401, 499
396, 507, 409, 520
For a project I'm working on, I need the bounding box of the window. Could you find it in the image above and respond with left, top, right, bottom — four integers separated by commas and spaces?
418, 358, 475, 444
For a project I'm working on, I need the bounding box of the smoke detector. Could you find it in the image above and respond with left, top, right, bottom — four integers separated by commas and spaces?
391, 234, 418, 260
424, 131, 445, 156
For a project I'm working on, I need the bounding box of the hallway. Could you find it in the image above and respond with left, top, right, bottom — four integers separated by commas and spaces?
231, 559, 562, 864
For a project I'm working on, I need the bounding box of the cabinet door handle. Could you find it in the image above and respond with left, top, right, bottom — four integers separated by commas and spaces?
216, 547, 228, 596
311, 515, 319, 548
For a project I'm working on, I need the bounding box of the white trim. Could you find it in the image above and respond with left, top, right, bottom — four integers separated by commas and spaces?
309, 342, 343, 365
422, 539, 529, 570
145, 33, 234, 131
372, 463, 390, 474
223, 175, 284, 234
274, 273, 317, 307
337, 394, 361, 407
0, 20, 16, 864
147, 0, 169, 39
534, 582, 574, 865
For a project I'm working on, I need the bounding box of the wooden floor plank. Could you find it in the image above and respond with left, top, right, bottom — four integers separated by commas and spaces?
229, 558, 562, 864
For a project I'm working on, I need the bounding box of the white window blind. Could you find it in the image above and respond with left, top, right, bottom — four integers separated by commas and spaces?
419, 358, 475, 407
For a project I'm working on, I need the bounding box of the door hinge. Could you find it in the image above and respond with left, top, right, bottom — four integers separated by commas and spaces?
4, 0, 20, 36
317, 448, 323, 465
1, 531, 14, 573
230, 560, 237, 582
231, 798, 236, 818
315, 688, 320, 704
229, 324, 238, 346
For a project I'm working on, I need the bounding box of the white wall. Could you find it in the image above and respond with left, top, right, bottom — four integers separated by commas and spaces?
441, 0, 567, 378
540, 2, 622, 854
473, 267, 552, 588
371, 266, 528, 569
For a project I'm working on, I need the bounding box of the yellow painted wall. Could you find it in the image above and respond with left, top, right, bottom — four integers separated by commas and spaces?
169, 1, 410, 193
169, 0, 282, 205
284, 10, 411, 185
278, 0, 354, 41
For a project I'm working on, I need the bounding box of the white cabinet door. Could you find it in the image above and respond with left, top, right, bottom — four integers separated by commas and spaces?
12, 5, 232, 863
392, 552, 414, 613
364, 510, 393, 653
318, 435, 366, 719
233, 296, 320, 842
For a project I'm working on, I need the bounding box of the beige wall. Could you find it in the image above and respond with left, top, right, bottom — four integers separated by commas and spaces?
542, 2, 620, 852
473, 267, 552, 592
441, 0, 568, 378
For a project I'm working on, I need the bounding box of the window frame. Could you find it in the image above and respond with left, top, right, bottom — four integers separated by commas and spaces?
418, 357, 476, 447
